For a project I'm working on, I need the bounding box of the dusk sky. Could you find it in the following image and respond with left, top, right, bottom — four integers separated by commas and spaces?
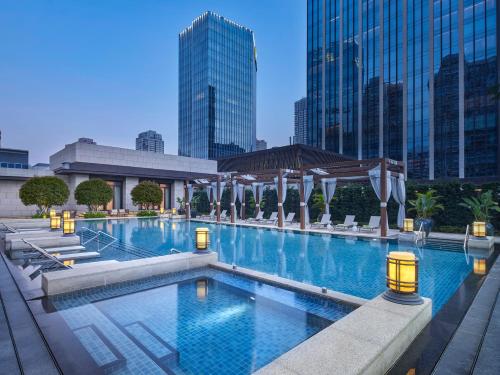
0, 0, 306, 164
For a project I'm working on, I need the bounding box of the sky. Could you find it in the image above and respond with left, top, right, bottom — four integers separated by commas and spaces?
0, 0, 306, 164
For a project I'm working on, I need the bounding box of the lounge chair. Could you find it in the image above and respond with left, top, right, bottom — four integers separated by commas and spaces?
334, 215, 356, 231
246, 211, 264, 222
310, 214, 331, 229
284, 212, 295, 225
199, 209, 216, 220
220, 210, 228, 221
359, 216, 381, 233
264, 212, 278, 225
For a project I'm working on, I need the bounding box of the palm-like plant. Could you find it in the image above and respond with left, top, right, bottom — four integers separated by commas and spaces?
459, 190, 500, 222
408, 189, 444, 219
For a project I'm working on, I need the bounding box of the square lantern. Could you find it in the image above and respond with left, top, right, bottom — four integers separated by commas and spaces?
403, 218, 414, 232
49, 208, 56, 218
473, 258, 486, 275
62, 210, 71, 220
63, 218, 75, 235
50, 216, 61, 230
160, 207, 164, 215
472, 222, 486, 238
383, 251, 423, 305
63, 260, 75, 267
172, 207, 177, 215
195, 228, 210, 251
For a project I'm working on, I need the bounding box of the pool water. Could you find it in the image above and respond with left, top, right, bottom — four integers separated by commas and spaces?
49, 268, 352, 375
77, 218, 475, 314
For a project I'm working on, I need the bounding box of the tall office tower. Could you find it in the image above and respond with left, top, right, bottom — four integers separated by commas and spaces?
178, 11, 257, 160
307, 0, 499, 179
136, 130, 165, 153
294, 97, 308, 144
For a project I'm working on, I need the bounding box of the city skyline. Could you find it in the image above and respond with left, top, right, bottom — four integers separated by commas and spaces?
0, 0, 306, 164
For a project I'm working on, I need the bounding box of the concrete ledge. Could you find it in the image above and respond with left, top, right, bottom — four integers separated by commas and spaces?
2, 230, 62, 242
468, 236, 495, 250
211, 262, 367, 307
7, 235, 80, 254
0, 218, 50, 229
256, 294, 432, 375
42, 251, 218, 295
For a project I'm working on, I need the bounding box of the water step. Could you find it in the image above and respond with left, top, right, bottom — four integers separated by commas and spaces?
56, 252, 100, 261
72, 260, 119, 269
45, 245, 86, 254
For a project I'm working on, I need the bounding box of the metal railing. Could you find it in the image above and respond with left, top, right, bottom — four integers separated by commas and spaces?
415, 222, 424, 244
170, 248, 181, 254
464, 224, 470, 250
80, 227, 117, 252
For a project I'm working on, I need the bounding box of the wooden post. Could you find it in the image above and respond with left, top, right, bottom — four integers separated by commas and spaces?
230, 179, 235, 224
241, 186, 246, 220
380, 158, 388, 237
184, 180, 190, 220
277, 169, 284, 228
216, 176, 221, 223
299, 170, 306, 230
209, 185, 214, 213
255, 184, 260, 216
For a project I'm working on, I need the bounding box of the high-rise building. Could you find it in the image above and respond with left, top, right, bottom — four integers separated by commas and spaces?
294, 98, 308, 144
136, 130, 164, 153
256, 139, 267, 151
307, 0, 499, 180
178, 11, 257, 160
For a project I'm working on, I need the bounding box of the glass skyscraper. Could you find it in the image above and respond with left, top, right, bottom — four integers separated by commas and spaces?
178, 11, 257, 160
307, 0, 499, 179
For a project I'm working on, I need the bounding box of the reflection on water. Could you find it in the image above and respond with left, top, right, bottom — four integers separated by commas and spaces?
78, 218, 477, 314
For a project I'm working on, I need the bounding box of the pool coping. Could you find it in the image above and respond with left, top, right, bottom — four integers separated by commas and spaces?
209, 262, 367, 307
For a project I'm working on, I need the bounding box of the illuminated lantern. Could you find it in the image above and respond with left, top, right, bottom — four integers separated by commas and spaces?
195, 228, 210, 251
403, 218, 414, 232
63, 218, 75, 235
196, 279, 208, 299
172, 207, 177, 215
383, 251, 423, 305
160, 207, 164, 214
63, 260, 75, 267
50, 216, 61, 230
473, 258, 486, 275
63, 210, 71, 220
49, 209, 56, 218
472, 222, 486, 237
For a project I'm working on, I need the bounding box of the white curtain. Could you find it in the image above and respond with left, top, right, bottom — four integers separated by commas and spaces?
210, 181, 218, 200
231, 180, 238, 218
219, 181, 226, 200
320, 178, 337, 215
391, 173, 406, 228
205, 185, 212, 203
273, 176, 288, 223
237, 183, 245, 218
251, 182, 264, 210
186, 184, 194, 204
303, 175, 314, 225
368, 165, 392, 229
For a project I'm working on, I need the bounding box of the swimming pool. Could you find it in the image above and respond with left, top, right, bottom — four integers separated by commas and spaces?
49, 267, 353, 375
77, 218, 476, 314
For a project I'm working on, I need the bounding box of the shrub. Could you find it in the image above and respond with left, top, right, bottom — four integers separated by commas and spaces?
83, 212, 107, 219
131, 181, 163, 210
136, 210, 158, 217
74, 179, 113, 212
19, 176, 69, 215
32, 213, 46, 219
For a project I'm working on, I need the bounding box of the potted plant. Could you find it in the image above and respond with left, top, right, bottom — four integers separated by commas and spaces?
176, 197, 186, 215
408, 189, 444, 237
459, 190, 500, 236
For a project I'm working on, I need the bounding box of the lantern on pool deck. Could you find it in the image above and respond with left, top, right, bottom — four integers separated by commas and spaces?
63, 260, 75, 267
50, 216, 61, 230
383, 251, 423, 305
195, 228, 210, 251
474, 258, 486, 275
160, 207, 164, 215
172, 207, 177, 215
472, 222, 486, 237
403, 218, 414, 232
63, 210, 71, 220
196, 279, 208, 299
49, 209, 56, 218
63, 218, 75, 235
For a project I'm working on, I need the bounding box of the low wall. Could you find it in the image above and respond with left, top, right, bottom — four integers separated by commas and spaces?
42, 251, 217, 295
256, 295, 432, 375
7, 235, 80, 256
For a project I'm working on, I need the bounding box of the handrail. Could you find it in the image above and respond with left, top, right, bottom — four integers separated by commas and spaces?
0, 223, 17, 233
79, 227, 117, 252
170, 248, 181, 254
415, 222, 424, 244
464, 224, 470, 250
22, 239, 71, 270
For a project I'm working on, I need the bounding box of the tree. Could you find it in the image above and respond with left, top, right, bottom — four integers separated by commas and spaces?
131, 181, 163, 210
19, 176, 69, 215
459, 190, 500, 222
74, 179, 113, 212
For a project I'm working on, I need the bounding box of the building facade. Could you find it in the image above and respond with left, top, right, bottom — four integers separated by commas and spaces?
294, 97, 308, 144
307, 0, 499, 180
256, 139, 267, 151
178, 11, 257, 160
0, 148, 29, 169
135, 130, 164, 154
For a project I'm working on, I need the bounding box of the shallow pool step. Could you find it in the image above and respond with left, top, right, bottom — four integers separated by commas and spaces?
72, 260, 119, 269
56, 252, 100, 261
45, 245, 86, 254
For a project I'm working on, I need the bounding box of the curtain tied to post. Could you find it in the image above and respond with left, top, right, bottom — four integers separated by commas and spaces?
368, 165, 392, 229
391, 173, 406, 228
273, 176, 288, 223
303, 175, 314, 225
320, 178, 337, 215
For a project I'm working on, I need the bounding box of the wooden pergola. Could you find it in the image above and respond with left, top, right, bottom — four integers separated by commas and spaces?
183, 158, 405, 237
